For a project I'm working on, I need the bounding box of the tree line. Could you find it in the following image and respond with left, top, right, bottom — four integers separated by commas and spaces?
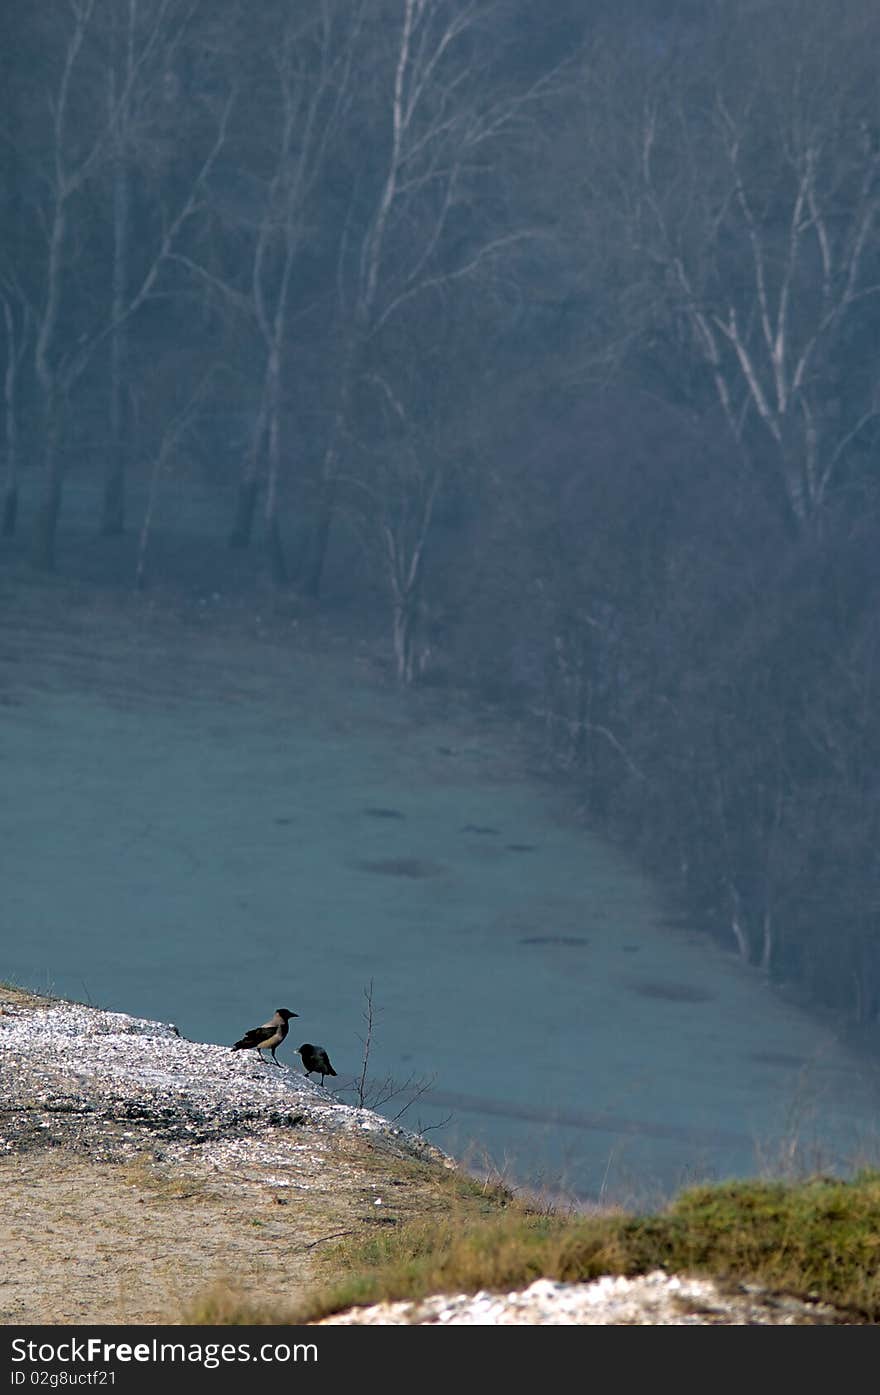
3, 0, 880, 1036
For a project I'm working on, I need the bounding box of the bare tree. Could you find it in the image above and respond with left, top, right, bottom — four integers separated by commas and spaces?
300, 0, 551, 602
0, 278, 30, 537
194, 0, 365, 582
134, 364, 220, 590
16, 0, 231, 569
101, 0, 201, 535
379, 443, 443, 684
628, 1, 880, 532
350, 979, 439, 1125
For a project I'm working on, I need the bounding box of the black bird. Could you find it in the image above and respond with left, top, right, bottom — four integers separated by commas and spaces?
295, 1042, 337, 1087
232, 1008, 298, 1066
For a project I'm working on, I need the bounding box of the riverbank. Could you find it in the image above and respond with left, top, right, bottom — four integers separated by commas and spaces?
2, 984, 863, 1326
0, 983, 464, 1324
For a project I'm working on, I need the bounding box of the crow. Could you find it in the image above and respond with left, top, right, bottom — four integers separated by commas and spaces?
232, 1007, 298, 1066
295, 1042, 337, 1087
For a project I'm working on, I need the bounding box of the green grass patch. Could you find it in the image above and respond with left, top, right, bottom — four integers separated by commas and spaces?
290, 1170, 880, 1322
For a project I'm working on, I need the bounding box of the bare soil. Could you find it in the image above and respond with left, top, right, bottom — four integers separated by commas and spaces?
0, 1135, 458, 1325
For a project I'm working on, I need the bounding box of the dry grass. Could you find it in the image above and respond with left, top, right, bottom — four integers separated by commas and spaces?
181, 1285, 298, 1326
283, 1170, 880, 1324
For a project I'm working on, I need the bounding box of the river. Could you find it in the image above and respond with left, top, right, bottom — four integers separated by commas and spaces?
3, 594, 879, 1207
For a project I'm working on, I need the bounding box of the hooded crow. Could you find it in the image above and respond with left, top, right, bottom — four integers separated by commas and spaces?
232, 1007, 298, 1066
295, 1043, 337, 1087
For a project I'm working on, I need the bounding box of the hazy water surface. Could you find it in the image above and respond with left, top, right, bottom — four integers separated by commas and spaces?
5, 630, 880, 1206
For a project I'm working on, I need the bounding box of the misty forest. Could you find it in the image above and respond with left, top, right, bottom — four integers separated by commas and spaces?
3, 0, 880, 1059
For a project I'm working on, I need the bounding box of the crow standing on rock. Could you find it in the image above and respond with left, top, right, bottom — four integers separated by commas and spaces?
231, 1008, 298, 1066
295, 1043, 337, 1087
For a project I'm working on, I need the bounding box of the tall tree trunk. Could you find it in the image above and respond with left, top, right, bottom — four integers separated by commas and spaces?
263, 348, 287, 584
266, 513, 288, 586
32, 143, 68, 571
100, 24, 129, 538
300, 353, 353, 597
229, 477, 260, 549
2, 298, 21, 537
228, 391, 268, 549
102, 140, 130, 535
392, 596, 419, 684
1, 484, 16, 538
32, 406, 63, 571
300, 471, 336, 598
